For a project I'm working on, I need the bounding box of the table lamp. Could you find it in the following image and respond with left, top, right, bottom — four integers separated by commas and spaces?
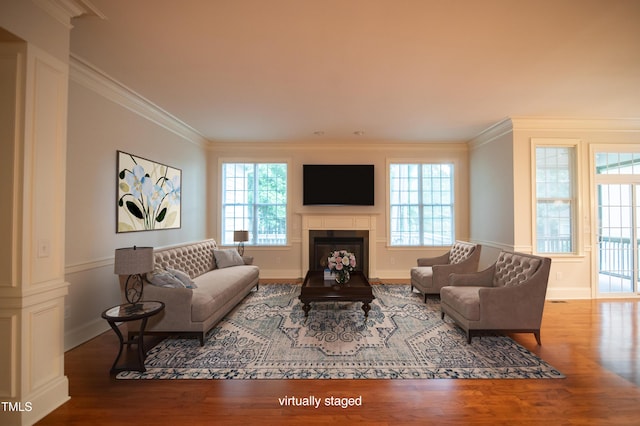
114, 246, 154, 308
233, 230, 249, 256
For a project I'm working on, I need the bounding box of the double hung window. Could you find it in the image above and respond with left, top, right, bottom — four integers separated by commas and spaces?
221, 162, 287, 246
389, 163, 454, 246
535, 146, 576, 254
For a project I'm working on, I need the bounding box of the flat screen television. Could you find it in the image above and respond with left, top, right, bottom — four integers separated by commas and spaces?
303, 164, 375, 206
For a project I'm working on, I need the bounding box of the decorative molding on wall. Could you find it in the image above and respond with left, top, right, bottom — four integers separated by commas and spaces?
469, 239, 518, 252
510, 117, 640, 133
209, 139, 469, 152
546, 287, 592, 300
34, 0, 106, 29
469, 117, 640, 151
69, 54, 209, 148
65, 317, 110, 352
65, 256, 113, 275
468, 117, 514, 150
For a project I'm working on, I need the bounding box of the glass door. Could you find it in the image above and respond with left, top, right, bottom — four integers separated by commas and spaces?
597, 183, 639, 295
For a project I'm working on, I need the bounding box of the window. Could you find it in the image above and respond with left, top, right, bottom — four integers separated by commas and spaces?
535, 146, 576, 253
389, 163, 454, 246
221, 163, 287, 246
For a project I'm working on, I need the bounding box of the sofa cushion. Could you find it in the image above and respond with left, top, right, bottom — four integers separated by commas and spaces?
449, 242, 476, 264
214, 249, 245, 269
146, 268, 186, 288
410, 266, 434, 288
191, 265, 260, 322
493, 252, 541, 287
440, 286, 481, 321
153, 239, 217, 279
167, 267, 197, 289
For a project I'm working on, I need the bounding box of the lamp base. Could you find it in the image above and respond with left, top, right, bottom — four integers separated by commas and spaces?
125, 274, 144, 305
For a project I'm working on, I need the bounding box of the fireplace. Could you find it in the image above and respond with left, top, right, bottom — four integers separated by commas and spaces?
300, 214, 378, 279
309, 230, 369, 276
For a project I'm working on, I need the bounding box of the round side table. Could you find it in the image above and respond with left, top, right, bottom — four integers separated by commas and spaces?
101, 301, 164, 374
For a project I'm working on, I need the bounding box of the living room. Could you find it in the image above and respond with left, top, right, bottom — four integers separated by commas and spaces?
2, 1, 640, 425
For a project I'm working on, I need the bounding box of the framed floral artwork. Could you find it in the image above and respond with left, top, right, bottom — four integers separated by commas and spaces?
116, 151, 181, 233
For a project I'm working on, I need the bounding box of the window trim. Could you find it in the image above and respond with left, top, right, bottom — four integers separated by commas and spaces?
219, 159, 290, 247
531, 138, 582, 256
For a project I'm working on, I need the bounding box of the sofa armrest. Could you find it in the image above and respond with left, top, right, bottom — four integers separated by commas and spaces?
141, 284, 194, 329
417, 251, 450, 266
448, 264, 495, 287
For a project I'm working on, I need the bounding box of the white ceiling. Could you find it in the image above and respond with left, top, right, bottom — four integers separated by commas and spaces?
69, 0, 640, 143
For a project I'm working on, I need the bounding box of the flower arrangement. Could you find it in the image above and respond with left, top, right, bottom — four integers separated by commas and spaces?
328, 250, 356, 284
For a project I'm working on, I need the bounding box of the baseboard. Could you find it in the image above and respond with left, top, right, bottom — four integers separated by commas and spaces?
545, 287, 592, 300
65, 317, 110, 351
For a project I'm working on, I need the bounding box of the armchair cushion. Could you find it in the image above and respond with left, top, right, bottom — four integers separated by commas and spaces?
449, 242, 477, 264
493, 252, 541, 287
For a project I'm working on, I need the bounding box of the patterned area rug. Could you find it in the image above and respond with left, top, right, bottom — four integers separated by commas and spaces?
117, 284, 564, 380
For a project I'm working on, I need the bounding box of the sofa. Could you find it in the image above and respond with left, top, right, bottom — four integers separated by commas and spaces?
410, 241, 481, 301
118, 239, 259, 345
440, 250, 551, 344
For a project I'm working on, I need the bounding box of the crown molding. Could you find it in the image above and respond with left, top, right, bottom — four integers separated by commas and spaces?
467, 117, 514, 150
34, 0, 106, 29
69, 54, 210, 148
468, 116, 640, 150
208, 139, 468, 152
509, 116, 640, 132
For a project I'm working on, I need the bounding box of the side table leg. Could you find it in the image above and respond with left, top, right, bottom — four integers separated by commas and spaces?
107, 320, 125, 374
136, 317, 149, 372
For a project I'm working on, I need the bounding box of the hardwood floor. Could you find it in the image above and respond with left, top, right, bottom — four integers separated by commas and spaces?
37, 285, 640, 425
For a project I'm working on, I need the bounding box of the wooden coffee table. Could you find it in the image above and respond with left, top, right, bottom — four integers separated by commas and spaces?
299, 270, 375, 319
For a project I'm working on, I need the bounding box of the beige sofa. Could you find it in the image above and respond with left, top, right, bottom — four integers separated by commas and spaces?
410, 241, 481, 302
440, 251, 551, 344
119, 239, 259, 345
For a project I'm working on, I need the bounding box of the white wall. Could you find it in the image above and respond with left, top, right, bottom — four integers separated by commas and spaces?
469, 120, 515, 267
64, 59, 209, 349
208, 140, 470, 280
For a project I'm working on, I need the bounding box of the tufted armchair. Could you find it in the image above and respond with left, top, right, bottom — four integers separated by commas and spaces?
410, 241, 481, 302
440, 251, 551, 344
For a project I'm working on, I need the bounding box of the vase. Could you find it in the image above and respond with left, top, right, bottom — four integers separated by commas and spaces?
335, 270, 350, 284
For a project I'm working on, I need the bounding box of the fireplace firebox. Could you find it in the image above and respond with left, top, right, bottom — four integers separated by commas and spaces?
309, 230, 369, 277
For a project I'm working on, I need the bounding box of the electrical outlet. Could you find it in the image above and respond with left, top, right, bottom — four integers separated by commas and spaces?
38, 239, 50, 258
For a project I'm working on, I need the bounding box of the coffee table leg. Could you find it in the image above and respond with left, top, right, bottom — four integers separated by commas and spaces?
302, 302, 311, 317
362, 302, 371, 318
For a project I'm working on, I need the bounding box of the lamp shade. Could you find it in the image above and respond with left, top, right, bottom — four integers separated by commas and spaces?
114, 246, 154, 275
233, 230, 249, 242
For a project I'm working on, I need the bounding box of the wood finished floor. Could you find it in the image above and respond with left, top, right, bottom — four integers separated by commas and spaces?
37, 283, 640, 425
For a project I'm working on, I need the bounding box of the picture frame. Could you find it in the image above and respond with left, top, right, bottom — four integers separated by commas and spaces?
116, 151, 181, 233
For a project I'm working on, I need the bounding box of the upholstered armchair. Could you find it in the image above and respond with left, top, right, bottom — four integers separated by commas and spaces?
440, 251, 552, 344
410, 241, 481, 302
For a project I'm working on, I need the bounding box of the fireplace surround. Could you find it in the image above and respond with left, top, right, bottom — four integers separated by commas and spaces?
300, 214, 377, 279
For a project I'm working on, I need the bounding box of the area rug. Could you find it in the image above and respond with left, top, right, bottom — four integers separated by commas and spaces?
117, 284, 564, 380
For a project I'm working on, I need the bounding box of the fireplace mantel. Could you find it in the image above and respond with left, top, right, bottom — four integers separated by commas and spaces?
300, 214, 377, 278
